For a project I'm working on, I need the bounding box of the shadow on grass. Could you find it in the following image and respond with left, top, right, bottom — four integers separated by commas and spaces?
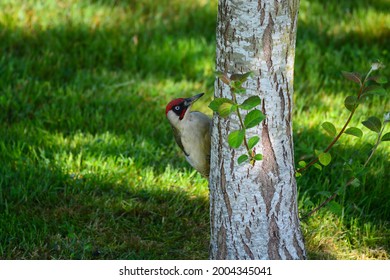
0, 159, 209, 259
0, 1, 216, 85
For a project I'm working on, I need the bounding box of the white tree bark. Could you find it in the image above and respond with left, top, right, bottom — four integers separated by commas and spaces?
209, 0, 306, 259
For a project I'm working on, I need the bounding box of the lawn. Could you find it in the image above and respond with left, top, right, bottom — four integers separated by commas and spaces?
0, 0, 389, 259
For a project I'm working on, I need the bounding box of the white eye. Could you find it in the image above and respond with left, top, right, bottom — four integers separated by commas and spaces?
174, 106, 181, 111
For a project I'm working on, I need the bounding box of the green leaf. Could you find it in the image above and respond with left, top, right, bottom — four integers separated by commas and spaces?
215, 71, 230, 85
362, 85, 387, 96
228, 130, 245, 149
237, 154, 249, 164
235, 88, 246, 94
295, 172, 302, 178
318, 152, 332, 166
376, 76, 388, 84
362, 116, 382, 133
321, 122, 337, 137
218, 102, 234, 117
208, 98, 232, 112
313, 163, 323, 170
342, 71, 362, 84
344, 127, 363, 138
248, 136, 260, 149
368, 75, 388, 84
253, 153, 263, 160
244, 109, 265, 129
240, 96, 261, 110
230, 71, 253, 82
298, 161, 307, 168
231, 83, 246, 94
344, 95, 358, 111
381, 132, 390, 142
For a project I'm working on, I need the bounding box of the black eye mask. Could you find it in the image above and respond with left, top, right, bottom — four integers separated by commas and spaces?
173, 102, 188, 120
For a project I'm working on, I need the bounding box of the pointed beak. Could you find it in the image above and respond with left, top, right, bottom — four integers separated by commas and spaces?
184, 93, 204, 107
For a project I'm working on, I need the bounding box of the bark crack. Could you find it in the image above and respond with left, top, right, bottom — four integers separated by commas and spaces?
241, 236, 255, 260
259, 118, 279, 215
279, 87, 285, 120
245, 226, 251, 241
220, 162, 232, 220
216, 224, 227, 259
262, 13, 274, 71
268, 215, 281, 259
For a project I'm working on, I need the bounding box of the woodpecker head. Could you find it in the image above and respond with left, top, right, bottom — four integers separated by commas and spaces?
165, 93, 204, 127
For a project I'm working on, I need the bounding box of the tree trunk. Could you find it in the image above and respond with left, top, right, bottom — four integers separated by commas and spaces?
209, 0, 306, 259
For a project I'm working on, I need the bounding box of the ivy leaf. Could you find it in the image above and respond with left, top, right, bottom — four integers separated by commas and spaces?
237, 154, 249, 164
244, 109, 265, 129
218, 102, 234, 118
344, 127, 363, 138
362, 85, 387, 96
318, 152, 332, 166
240, 96, 261, 110
209, 98, 232, 112
381, 132, 390, 142
342, 71, 362, 85
362, 116, 382, 133
230, 71, 253, 82
253, 153, 263, 161
216, 71, 230, 85
248, 136, 260, 149
321, 122, 337, 137
228, 130, 245, 149
344, 95, 358, 111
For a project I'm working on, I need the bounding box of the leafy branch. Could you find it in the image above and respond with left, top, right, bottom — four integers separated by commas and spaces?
298, 62, 389, 219
296, 62, 388, 176
209, 71, 265, 165
301, 112, 389, 220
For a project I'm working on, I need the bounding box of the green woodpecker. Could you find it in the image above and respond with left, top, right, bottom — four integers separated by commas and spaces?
165, 93, 211, 178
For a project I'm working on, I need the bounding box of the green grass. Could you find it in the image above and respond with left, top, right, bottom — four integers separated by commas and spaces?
0, 0, 389, 259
